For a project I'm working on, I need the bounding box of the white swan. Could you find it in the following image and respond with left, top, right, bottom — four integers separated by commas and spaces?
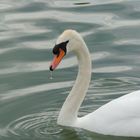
50, 29, 140, 137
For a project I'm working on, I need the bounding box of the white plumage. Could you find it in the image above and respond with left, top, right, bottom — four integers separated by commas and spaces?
54, 30, 140, 137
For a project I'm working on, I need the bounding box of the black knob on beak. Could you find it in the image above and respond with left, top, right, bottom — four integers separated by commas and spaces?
49, 65, 54, 71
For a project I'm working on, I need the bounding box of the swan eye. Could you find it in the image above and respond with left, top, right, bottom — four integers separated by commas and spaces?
53, 40, 69, 55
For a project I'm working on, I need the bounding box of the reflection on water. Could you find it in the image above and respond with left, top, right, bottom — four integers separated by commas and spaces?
0, 0, 140, 140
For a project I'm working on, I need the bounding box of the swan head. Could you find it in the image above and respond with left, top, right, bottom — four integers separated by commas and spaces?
50, 29, 82, 71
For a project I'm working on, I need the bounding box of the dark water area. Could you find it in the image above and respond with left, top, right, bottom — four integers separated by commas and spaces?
0, 0, 140, 139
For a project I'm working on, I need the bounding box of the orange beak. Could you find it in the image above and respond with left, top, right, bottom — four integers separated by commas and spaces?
50, 48, 65, 71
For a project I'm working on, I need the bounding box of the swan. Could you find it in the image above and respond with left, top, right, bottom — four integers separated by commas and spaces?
49, 29, 140, 137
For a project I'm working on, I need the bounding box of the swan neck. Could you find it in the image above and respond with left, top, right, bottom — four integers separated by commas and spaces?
57, 41, 92, 126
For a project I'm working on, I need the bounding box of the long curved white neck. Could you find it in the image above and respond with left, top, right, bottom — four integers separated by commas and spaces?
57, 39, 92, 126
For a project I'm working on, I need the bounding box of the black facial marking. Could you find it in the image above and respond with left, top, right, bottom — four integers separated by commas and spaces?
53, 46, 60, 55
50, 65, 53, 71
52, 40, 69, 56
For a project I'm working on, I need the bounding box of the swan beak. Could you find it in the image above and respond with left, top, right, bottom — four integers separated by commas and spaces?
50, 48, 65, 71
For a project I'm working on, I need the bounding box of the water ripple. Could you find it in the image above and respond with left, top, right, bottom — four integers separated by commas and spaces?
91, 76, 140, 91
0, 81, 73, 101
6, 112, 62, 138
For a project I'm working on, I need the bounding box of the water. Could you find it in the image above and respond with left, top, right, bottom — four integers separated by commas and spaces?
0, 0, 140, 139
49, 71, 53, 80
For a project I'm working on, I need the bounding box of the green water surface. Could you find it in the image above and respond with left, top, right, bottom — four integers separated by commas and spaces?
0, 0, 140, 140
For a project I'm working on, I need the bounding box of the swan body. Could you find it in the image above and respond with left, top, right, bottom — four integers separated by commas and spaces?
50, 29, 140, 137
77, 90, 140, 137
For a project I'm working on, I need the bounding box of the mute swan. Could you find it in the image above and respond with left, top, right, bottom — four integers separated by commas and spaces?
49, 29, 140, 137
